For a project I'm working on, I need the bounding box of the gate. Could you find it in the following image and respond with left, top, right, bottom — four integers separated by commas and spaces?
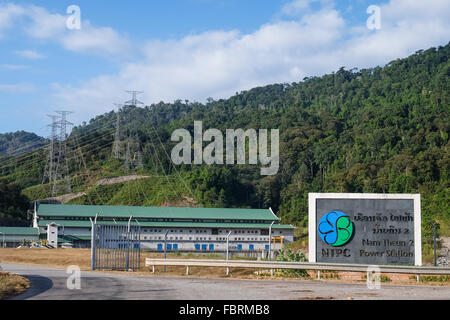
91, 224, 141, 270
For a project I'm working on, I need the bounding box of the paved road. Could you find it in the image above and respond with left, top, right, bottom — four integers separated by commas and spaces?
2, 263, 449, 300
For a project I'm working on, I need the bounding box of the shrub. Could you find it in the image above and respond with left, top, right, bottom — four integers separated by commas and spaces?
275, 248, 309, 278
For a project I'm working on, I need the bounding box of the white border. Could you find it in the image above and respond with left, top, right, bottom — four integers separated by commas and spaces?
308, 193, 422, 266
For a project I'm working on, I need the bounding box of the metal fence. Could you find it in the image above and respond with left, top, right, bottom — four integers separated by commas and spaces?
91, 224, 141, 270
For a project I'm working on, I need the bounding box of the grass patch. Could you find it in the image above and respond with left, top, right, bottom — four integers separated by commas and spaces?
321, 271, 341, 280
0, 272, 30, 300
409, 275, 450, 283
362, 274, 392, 283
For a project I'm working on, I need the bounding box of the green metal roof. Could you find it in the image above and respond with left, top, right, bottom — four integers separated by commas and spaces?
37, 220, 295, 230
36, 204, 280, 221
59, 235, 91, 242
0, 227, 40, 236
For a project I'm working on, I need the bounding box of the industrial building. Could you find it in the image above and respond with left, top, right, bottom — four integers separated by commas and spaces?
32, 203, 295, 252
0, 227, 40, 248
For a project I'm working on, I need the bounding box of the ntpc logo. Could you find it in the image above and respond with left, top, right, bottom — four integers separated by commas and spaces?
318, 211, 354, 247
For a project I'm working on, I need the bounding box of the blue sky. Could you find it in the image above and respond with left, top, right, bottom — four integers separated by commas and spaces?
0, 0, 449, 137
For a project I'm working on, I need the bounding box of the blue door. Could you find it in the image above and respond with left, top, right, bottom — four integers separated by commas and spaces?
202, 244, 207, 251
209, 244, 214, 251
195, 244, 201, 250
265, 245, 270, 251
173, 244, 178, 251
133, 243, 140, 249
237, 244, 243, 251
167, 244, 172, 251
249, 244, 254, 251
157, 244, 163, 251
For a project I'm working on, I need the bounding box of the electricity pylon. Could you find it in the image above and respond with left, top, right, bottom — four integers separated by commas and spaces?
43, 111, 73, 197
125, 90, 144, 107
122, 91, 144, 173
111, 104, 123, 159
42, 115, 61, 186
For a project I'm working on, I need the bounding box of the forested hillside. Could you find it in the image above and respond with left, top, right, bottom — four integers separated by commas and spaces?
0, 43, 448, 245
0, 131, 47, 157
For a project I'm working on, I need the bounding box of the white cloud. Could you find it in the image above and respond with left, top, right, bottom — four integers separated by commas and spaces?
60, 22, 131, 56
3, 0, 449, 125
15, 49, 45, 59
0, 3, 25, 38
0, 64, 27, 70
0, 3, 130, 57
0, 83, 36, 93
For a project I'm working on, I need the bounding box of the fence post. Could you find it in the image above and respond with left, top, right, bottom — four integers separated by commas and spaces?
90, 220, 96, 270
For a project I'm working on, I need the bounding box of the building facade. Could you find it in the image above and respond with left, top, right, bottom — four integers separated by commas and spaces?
0, 227, 40, 248
34, 204, 295, 252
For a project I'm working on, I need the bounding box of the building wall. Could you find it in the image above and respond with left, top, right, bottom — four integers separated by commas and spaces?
134, 227, 292, 252
39, 225, 294, 252
1, 236, 40, 248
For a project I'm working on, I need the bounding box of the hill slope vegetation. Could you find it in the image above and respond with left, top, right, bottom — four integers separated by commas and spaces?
0, 43, 448, 246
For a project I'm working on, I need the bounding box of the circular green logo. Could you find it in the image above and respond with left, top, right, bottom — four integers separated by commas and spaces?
318, 211, 354, 247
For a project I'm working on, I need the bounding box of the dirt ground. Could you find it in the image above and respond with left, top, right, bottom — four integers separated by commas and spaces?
0, 248, 448, 286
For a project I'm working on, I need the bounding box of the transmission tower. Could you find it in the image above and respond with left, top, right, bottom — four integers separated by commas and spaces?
122, 91, 144, 173
42, 115, 61, 186
51, 111, 73, 196
125, 90, 144, 107
111, 103, 123, 159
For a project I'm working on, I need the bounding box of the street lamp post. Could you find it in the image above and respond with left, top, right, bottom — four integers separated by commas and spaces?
226, 231, 232, 276
268, 221, 275, 260
164, 230, 169, 272
268, 222, 275, 276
